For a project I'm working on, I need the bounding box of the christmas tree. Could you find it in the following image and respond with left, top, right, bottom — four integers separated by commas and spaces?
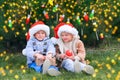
0, 0, 120, 52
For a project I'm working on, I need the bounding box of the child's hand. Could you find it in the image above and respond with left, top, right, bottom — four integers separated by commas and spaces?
60, 54, 66, 59
46, 53, 52, 59
34, 53, 39, 57
35, 53, 45, 60
66, 55, 74, 60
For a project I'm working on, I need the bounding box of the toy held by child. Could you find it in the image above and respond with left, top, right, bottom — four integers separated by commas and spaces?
22, 21, 61, 76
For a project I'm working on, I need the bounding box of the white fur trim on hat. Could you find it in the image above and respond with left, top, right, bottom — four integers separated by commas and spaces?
29, 24, 50, 38
57, 25, 78, 37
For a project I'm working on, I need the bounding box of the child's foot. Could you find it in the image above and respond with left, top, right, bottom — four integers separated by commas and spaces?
35, 58, 43, 66
42, 59, 51, 74
28, 62, 42, 72
82, 65, 94, 75
47, 68, 61, 76
74, 59, 81, 73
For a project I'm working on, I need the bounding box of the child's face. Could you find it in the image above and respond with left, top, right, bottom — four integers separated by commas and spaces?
61, 32, 73, 43
34, 30, 46, 40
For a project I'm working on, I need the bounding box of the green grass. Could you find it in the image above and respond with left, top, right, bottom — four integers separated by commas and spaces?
0, 48, 120, 80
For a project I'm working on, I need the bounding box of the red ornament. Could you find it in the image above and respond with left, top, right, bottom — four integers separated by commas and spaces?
83, 13, 89, 22
26, 14, 31, 24
43, 11, 49, 19
100, 33, 104, 40
59, 14, 65, 22
65, 50, 73, 56
26, 32, 30, 41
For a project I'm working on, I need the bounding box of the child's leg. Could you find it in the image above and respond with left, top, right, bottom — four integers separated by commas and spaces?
61, 59, 74, 72
79, 62, 94, 75
35, 58, 44, 66
42, 59, 51, 74
74, 59, 81, 73
42, 58, 61, 76
42, 57, 58, 74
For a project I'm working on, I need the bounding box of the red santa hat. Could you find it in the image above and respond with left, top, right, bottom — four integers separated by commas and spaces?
29, 21, 50, 38
54, 22, 78, 38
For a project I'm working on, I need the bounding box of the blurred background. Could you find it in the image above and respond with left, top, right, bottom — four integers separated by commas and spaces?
0, 0, 120, 52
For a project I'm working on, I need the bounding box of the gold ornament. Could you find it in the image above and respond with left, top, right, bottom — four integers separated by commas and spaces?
3, 26, 8, 33
66, 4, 69, 7
67, 9, 71, 13
72, 12, 75, 15
113, 6, 117, 10
109, 25, 112, 28
21, 23, 24, 27
105, 28, 109, 32
0, 36, 3, 40
4, 20, 7, 24
11, 27, 15, 31
51, 26, 54, 29
104, 14, 108, 18
104, 20, 109, 25
117, 9, 119, 13
86, 23, 89, 27
93, 28, 97, 32
70, 5, 73, 9
22, 27, 26, 30
83, 34, 87, 39
117, 38, 120, 42
3, 14, 6, 17
108, 16, 113, 21
114, 26, 118, 30
69, 16, 72, 19
114, 13, 117, 17
77, 12, 80, 16
16, 32, 20, 35
51, 15, 54, 19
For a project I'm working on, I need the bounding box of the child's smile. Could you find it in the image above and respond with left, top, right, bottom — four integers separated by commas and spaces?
61, 32, 73, 43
